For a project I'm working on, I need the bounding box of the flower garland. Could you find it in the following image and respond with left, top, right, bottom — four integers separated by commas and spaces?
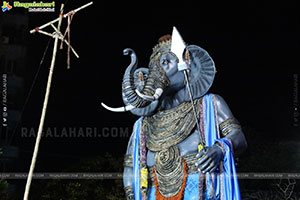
199, 99, 206, 200
139, 124, 148, 200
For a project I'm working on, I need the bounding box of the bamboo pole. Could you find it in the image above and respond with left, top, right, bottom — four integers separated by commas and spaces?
23, 4, 64, 200
37, 29, 55, 37
35, 28, 79, 58
30, 2, 93, 34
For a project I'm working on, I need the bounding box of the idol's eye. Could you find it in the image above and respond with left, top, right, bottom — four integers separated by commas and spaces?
162, 59, 169, 65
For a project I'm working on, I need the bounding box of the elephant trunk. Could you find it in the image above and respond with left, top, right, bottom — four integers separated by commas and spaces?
122, 49, 169, 108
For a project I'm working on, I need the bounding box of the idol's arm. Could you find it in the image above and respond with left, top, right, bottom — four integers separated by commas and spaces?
123, 134, 134, 200
195, 94, 247, 173
214, 94, 248, 156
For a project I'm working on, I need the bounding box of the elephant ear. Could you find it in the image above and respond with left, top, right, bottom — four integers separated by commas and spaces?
122, 67, 159, 116
185, 45, 216, 100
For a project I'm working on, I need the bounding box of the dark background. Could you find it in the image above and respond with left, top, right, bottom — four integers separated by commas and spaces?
24, 1, 300, 166
1, 0, 300, 198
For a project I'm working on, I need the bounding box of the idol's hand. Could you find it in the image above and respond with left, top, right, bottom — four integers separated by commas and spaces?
195, 142, 225, 173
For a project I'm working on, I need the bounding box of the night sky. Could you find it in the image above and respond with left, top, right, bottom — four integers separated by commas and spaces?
6, 1, 299, 173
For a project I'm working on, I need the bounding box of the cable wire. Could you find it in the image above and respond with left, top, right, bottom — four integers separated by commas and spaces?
7, 37, 52, 146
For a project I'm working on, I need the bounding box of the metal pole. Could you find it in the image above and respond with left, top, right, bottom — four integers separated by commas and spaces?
183, 70, 206, 149
183, 52, 216, 200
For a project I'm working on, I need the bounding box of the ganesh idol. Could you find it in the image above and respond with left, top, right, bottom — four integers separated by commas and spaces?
101, 27, 247, 200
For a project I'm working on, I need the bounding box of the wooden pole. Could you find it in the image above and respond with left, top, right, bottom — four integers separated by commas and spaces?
23, 4, 64, 200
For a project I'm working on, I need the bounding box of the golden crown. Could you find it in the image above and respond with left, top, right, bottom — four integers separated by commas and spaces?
152, 39, 172, 52
150, 40, 172, 60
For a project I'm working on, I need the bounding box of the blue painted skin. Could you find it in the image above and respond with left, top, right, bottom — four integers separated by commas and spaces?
122, 46, 247, 197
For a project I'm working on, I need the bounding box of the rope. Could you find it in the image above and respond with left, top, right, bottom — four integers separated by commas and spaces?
60, 10, 75, 69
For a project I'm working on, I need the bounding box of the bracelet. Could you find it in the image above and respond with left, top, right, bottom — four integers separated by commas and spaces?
215, 141, 226, 157
124, 185, 134, 200
226, 137, 234, 155
123, 154, 133, 167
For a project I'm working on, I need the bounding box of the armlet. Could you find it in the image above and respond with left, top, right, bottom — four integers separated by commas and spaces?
219, 118, 241, 137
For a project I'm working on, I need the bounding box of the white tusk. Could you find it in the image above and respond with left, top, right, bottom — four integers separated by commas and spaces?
101, 103, 135, 112
135, 88, 163, 101
153, 88, 163, 99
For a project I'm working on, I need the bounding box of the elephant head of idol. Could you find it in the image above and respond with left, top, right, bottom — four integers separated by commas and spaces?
101, 27, 216, 116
